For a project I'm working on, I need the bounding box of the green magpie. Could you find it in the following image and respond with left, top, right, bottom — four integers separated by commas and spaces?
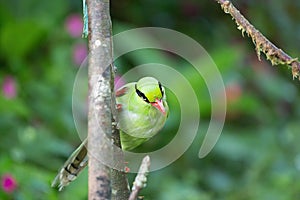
52, 77, 169, 190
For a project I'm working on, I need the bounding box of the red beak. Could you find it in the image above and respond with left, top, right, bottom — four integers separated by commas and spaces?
151, 99, 166, 115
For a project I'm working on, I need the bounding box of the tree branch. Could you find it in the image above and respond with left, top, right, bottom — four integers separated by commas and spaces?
215, 0, 300, 80
87, 0, 112, 198
87, 0, 129, 199
129, 156, 151, 200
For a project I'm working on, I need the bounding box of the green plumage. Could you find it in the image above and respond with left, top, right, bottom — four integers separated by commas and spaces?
52, 77, 169, 190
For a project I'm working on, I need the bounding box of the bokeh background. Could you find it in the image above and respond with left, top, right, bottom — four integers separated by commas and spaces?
1, 0, 300, 199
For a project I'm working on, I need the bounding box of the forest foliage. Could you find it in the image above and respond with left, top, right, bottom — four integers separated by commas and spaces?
0, 0, 300, 199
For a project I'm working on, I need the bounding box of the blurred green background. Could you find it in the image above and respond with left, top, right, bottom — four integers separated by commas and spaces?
1, 0, 300, 199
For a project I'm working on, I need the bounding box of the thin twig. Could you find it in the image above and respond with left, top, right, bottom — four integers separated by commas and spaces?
215, 0, 300, 80
129, 156, 151, 200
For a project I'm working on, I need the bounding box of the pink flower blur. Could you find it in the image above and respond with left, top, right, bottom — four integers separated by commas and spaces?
1, 174, 17, 193
225, 83, 242, 103
115, 75, 125, 89
73, 43, 88, 66
2, 76, 17, 99
181, 2, 200, 18
65, 14, 83, 37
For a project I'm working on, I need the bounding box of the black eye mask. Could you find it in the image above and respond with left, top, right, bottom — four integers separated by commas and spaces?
158, 81, 164, 97
135, 84, 150, 103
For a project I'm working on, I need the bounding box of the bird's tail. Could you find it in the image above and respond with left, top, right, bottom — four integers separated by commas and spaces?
51, 139, 88, 191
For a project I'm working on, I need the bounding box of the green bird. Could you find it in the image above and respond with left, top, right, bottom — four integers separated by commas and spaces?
52, 77, 169, 191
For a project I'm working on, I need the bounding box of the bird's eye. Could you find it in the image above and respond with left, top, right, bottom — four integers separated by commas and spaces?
158, 81, 164, 97
135, 84, 150, 103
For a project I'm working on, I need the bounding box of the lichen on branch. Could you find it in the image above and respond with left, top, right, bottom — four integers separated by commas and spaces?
128, 156, 151, 200
216, 0, 300, 80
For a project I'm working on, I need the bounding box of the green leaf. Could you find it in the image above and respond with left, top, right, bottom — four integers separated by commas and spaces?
0, 20, 46, 61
